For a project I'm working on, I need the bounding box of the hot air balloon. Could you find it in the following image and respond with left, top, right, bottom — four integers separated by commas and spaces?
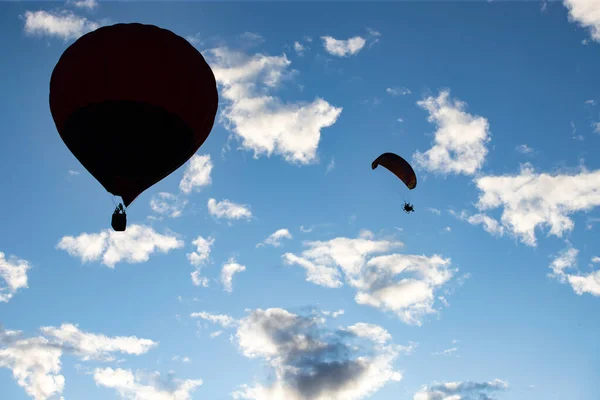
49, 23, 219, 231
371, 152, 417, 213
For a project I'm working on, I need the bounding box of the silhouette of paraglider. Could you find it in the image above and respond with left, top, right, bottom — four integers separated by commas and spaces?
372, 152, 417, 214
49, 23, 218, 231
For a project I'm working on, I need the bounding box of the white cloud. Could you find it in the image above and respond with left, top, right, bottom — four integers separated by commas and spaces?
293, 41, 308, 56
592, 256, 600, 263
94, 368, 202, 400
283, 232, 458, 325
188, 235, 215, 287
179, 154, 213, 194
57, 224, 184, 268
548, 245, 600, 296
0, 333, 65, 400
67, 0, 98, 10
322, 309, 345, 318
431, 347, 458, 356
450, 210, 505, 237
321, 35, 367, 57
515, 144, 534, 154
427, 208, 441, 215
67, 170, 80, 176
585, 99, 596, 106
282, 253, 343, 288
0, 252, 31, 303
474, 163, 600, 246
386, 87, 411, 96
229, 307, 403, 400
209, 331, 223, 338
0, 324, 156, 400
414, 379, 508, 400
240, 32, 264, 46
207, 198, 252, 221
22, 10, 99, 41
563, 0, 600, 42
221, 258, 246, 293
190, 272, 209, 288
190, 311, 238, 328
40, 323, 157, 362
150, 193, 188, 218
186, 236, 215, 267
346, 323, 391, 344
207, 47, 342, 164
257, 229, 292, 248
413, 90, 491, 176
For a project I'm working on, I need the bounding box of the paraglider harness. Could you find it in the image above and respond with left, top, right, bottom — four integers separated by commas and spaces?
111, 203, 127, 231
402, 202, 415, 214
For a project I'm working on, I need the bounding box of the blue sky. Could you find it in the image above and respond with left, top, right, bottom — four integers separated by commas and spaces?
1, 1, 600, 399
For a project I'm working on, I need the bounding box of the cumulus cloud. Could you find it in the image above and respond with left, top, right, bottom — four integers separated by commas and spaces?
0, 252, 31, 303
203, 308, 404, 400
386, 87, 411, 96
0, 324, 156, 400
414, 379, 508, 400
190, 272, 209, 288
22, 10, 99, 41
207, 198, 252, 221
179, 154, 213, 194
221, 258, 246, 293
94, 368, 202, 400
150, 192, 188, 218
57, 224, 184, 268
283, 231, 458, 325
0, 333, 64, 400
187, 236, 214, 267
474, 163, 600, 246
257, 229, 292, 248
187, 236, 215, 287
563, 0, 600, 42
206, 47, 342, 164
548, 245, 600, 296
321, 35, 367, 57
413, 90, 491, 176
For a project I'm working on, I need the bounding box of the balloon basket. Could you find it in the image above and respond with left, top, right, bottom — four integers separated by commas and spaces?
111, 213, 127, 232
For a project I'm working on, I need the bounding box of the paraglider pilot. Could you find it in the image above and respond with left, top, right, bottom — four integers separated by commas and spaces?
402, 202, 415, 214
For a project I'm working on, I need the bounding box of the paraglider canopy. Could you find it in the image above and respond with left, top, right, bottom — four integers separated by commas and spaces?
49, 22, 219, 209
371, 152, 417, 190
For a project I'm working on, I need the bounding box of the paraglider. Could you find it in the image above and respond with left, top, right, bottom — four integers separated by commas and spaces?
49, 23, 218, 231
371, 152, 417, 214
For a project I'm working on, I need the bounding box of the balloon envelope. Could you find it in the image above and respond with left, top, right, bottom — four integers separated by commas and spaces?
49, 23, 219, 206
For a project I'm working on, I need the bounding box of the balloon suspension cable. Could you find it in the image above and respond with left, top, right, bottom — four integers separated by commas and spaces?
107, 192, 118, 207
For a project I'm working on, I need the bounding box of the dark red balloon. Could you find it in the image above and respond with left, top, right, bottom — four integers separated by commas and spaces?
50, 23, 218, 207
